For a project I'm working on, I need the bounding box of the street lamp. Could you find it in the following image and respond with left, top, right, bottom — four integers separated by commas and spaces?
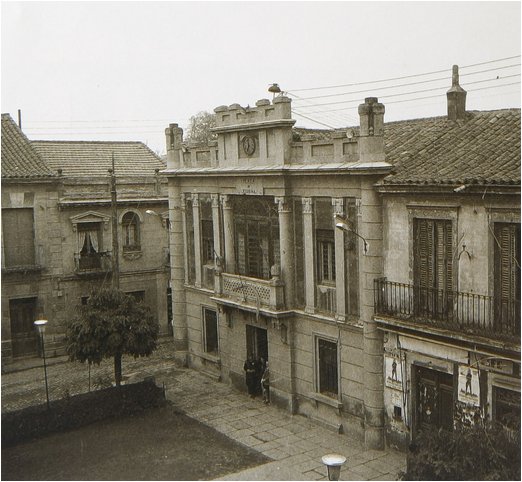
322, 453, 347, 481
34, 319, 50, 409
334, 214, 369, 255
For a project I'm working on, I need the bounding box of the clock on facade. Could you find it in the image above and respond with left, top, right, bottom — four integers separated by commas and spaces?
241, 135, 256, 156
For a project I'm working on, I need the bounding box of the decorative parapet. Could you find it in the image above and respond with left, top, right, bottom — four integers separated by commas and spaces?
216, 272, 285, 311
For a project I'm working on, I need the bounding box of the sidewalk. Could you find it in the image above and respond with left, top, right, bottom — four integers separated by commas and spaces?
1, 341, 405, 481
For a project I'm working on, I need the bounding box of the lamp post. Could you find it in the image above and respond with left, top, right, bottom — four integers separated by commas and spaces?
34, 319, 50, 409
322, 454, 347, 481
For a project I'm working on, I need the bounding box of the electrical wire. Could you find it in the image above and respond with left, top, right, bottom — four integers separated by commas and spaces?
291, 64, 521, 102
287, 55, 521, 92
293, 74, 521, 111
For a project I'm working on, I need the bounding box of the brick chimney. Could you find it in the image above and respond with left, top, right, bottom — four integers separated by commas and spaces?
165, 123, 184, 168
358, 97, 385, 163
446, 65, 467, 121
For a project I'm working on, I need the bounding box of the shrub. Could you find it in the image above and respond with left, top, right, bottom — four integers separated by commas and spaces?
401, 422, 521, 480
2, 380, 165, 447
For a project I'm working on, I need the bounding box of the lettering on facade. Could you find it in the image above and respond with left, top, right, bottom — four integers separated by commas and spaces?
458, 365, 480, 406
236, 177, 264, 196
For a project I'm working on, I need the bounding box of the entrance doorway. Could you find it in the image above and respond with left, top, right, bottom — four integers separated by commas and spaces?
9, 297, 38, 357
246, 325, 268, 362
414, 365, 454, 433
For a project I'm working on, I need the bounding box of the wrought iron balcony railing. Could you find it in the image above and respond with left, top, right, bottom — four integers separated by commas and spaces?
374, 278, 520, 342
74, 251, 112, 274
317, 284, 337, 316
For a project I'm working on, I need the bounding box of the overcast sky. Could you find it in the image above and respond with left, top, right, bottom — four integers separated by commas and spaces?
2, 1, 520, 154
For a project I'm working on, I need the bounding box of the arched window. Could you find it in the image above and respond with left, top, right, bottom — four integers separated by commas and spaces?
122, 211, 140, 251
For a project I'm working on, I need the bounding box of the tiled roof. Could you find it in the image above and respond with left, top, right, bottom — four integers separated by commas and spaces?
31, 141, 166, 177
1, 113, 55, 179
382, 109, 520, 185
294, 109, 520, 185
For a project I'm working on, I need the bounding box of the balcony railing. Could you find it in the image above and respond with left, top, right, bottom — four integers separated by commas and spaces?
218, 272, 285, 311
74, 251, 112, 274
317, 284, 337, 316
374, 278, 520, 342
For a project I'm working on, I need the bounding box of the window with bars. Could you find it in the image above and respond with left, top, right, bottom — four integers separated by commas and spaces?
2, 208, 36, 267
317, 338, 338, 398
203, 308, 219, 355
413, 218, 453, 319
122, 211, 140, 251
494, 223, 521, 331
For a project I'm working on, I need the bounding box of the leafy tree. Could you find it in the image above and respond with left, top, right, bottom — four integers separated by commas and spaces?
65, 288, 159, 386
401, 421, 520, 480
185, 111, 217, 144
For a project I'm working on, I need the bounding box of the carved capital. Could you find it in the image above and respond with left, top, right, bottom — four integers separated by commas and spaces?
275, 196, 292, 214
332, 198, 344, 215
211, 193, 220, 208
220, 194, 232, 210
191, 193, 200, 207
302, 197, 313, 214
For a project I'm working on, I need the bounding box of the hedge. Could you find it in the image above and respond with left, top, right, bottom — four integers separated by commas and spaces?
2, 380, 166, 447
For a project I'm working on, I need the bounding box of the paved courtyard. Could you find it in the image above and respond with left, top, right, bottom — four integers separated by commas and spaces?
2, 339, 405, 480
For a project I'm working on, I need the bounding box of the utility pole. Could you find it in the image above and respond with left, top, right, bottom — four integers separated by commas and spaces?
109, 154, 120, 288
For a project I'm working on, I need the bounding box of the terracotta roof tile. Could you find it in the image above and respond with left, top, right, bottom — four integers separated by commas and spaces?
295, 108, 520, 185
31, 140, 166, 178
1, 113, 55, 179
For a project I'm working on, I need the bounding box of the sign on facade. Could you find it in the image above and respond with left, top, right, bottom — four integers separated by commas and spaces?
458, 365, 480, 406
236, 177, 264, 195
385, 354, 403, 390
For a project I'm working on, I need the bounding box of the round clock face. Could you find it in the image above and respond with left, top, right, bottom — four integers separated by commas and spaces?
242, 135, 256, 156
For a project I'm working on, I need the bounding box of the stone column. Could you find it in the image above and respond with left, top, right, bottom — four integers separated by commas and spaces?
181, 194, 189, 285
275, 197, 295, 308
221, 195, 235, 273
359, 187, 385, 450
302, 197, 315, 313
192, 193, 202, 288
169, 184, 187, 356
332, 198, 346, 321
211, 194, 223, 294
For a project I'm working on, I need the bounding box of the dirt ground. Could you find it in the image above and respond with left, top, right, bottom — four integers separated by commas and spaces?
1, 403, 269, 481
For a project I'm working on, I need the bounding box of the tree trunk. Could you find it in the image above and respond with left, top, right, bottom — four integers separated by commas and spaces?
114, 353, 122, 387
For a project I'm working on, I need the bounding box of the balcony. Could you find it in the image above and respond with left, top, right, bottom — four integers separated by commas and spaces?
213, 272, 286, 313
74, 251, 112, 275
374, 278, 520, 343
317, 284, 337, 316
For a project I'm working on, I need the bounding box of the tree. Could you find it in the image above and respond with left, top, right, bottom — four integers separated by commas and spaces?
401, 422, 520, 480
65, 288, 159, 386
185, 111, 217, 145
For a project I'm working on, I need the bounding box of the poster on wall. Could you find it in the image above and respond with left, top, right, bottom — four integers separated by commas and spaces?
385, 354, 403, 390
458, 365, 480, 406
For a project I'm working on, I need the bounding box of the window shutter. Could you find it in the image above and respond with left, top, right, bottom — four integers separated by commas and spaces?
2, 208, 35, 266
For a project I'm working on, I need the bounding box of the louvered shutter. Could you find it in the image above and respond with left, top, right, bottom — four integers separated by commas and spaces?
495, 223, 521, 332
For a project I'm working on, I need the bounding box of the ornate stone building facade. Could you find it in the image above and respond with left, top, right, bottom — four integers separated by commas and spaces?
164, 69, 520, 449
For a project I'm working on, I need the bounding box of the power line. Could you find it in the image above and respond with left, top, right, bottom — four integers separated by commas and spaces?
295, 75, 521, 111
298, 81, 521, 114
287, 55, 521, 92
291, 64, 520, 102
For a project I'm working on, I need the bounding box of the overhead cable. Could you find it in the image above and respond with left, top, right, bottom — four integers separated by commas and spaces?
287, 55, 521, 92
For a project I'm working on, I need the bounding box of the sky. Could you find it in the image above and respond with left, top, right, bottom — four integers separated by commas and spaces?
2, 1, 520, 154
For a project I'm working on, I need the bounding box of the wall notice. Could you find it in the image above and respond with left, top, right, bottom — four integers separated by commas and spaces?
458, 365, 480, 406
385, 354, 403, 390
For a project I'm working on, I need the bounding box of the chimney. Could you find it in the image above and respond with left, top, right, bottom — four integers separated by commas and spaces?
358, 97, 385, 163
446, 65, 467, 121
165, 123, 183, 168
